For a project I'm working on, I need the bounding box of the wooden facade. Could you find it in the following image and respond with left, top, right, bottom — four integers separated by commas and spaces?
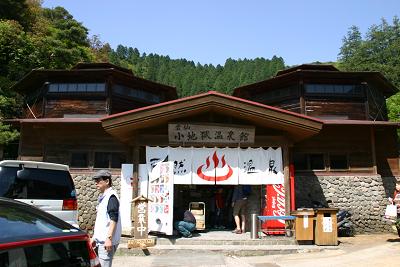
10, 63, 400, 188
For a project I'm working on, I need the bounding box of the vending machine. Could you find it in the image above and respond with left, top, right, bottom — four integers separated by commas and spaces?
262, 164, 295, 234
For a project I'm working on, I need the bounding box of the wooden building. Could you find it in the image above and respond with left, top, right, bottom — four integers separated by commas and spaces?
9, 63, 400, 233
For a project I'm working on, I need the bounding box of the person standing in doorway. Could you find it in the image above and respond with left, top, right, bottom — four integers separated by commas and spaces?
213, 187, 225, 229
231, 185, 251, 234
91, 170, 122, 267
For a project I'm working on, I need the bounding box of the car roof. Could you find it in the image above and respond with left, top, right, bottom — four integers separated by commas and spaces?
0, 197, 84, 246
0, 160, 69, 171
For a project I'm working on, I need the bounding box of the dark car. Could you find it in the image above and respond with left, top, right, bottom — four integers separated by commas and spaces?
0, 197, 100, 267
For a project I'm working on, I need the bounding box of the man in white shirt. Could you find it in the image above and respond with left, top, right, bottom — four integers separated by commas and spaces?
91, 170, 122, 267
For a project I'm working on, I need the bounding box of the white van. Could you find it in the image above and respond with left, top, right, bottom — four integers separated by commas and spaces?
0, 160, 79, 227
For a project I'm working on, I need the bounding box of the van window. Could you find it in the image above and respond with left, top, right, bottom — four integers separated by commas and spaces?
0, 167, 75, 199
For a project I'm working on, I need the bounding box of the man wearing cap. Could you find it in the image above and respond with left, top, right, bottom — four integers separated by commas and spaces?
91, 170, 121, 267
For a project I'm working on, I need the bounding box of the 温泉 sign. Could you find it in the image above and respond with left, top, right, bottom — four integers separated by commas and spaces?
168, 123, 255, 144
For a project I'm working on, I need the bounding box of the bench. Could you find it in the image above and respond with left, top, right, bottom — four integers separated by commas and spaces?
257, 215, 296, 236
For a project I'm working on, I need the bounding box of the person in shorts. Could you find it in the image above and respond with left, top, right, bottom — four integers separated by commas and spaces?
231, 185, 251, 234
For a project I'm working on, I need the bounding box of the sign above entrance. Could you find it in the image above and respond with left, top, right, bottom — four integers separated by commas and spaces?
168, 123, 255, 144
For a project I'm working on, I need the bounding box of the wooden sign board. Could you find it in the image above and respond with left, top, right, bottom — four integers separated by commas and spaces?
127, 238, 156, 249
132, 196, 150, 239
168, 123, 255, 144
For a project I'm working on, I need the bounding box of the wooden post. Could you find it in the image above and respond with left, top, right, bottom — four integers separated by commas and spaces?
299, 80, 306, 115
132, 146, 139, 199
283, 144, 291, 215
370, 127, 377, 174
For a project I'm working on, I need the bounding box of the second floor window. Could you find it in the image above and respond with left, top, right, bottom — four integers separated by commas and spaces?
304, 84, 364, 97
48, 83, 106, 93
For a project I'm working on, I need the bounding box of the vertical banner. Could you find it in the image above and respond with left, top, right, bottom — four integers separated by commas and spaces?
262, 147, 284, 184
215, 147, 239, 185
138, 163, 148, 197
146, 146, 169, 181
238, 147, 267, 184
120, 164, 133, 233
169, 147, 192, 184
192, 147, 216, 184
148, 161, 174, 235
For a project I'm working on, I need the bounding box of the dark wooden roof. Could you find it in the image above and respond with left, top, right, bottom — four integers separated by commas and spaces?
233, 66, 398, 97
71, 62, 133, 74
276, 64, 339, 76
101, 91, 324, 143
12, 63, 178, 100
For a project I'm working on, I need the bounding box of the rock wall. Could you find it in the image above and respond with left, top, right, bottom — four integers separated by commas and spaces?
295, 175, 398, 233
72, 173, 398, 234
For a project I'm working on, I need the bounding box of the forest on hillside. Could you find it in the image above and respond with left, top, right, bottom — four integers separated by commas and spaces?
109, 47, 285, 96
1, 1, 400, 144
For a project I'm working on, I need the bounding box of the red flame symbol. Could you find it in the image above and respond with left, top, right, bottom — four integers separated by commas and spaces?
197, 151, 233, 181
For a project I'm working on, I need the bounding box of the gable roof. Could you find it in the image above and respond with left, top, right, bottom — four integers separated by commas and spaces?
101, 91, 323, 142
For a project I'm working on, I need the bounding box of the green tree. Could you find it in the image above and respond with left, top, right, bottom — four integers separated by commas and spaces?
338, 17, 400, 121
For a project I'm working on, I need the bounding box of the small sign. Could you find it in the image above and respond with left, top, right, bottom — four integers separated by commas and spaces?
303, 215, 309, 229
168, 123, 255, 144
323, 217, 333, 232
127, 238, 155, 248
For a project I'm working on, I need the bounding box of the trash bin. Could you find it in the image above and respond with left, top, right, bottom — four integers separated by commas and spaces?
314, 208, 338, 246
291, 209, 314, 241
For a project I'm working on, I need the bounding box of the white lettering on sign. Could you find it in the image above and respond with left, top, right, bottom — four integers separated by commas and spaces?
168, 123, 255, 144
137, 202, 147, 237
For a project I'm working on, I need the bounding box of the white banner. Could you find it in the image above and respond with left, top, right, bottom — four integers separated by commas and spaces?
238, 147, 267, 184
145, 146, 284, 185
263, 147, 284, 184
192, 147, 216, 184
146, 146, 169, 182
120, 164, 133, 233
148, 161, 174, 235
169, 147, 192, 184
215, 147, 239, 185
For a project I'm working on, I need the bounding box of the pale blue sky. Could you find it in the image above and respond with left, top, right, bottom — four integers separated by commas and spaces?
43, 0, 399, 66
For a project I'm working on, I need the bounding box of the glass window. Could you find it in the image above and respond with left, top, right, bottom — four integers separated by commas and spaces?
94, 152, 110, 168
77, 83, 86, 92
58, 84, 68, 92
111, 153, 126, 168
0, 167, 75, 199
48, 83, 105, 93
293, 153, 324, 171
305, 84, 363, 97
70, 152, 88, 168
309, 154, 324, 170
113, 84, 162, 103
48, 84, 58, 92
330, 154, 348, 169
293, 153, 307, 170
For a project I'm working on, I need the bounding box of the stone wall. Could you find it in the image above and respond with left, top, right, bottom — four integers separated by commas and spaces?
72, 174, 121, 232
295, 175, 398, 233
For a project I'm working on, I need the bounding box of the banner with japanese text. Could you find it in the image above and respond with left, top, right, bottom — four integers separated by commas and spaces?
169, 147, 192, 184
